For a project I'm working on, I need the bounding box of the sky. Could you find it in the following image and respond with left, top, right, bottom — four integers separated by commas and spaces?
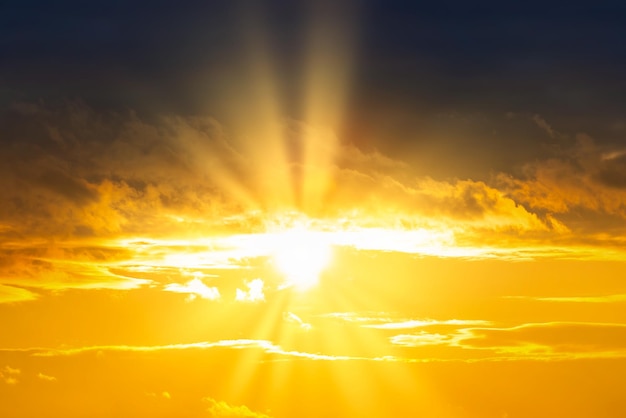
2, 1, 626, 417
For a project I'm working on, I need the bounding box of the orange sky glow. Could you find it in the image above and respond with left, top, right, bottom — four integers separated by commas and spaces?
3, 3, 626, 418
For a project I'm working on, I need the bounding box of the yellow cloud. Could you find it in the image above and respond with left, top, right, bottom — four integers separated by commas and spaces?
0, 285, 38, 304
163, 278, 220, 301
457, 322, 626, 358
37, 372, 57, 382
505, 294, 626, 303
3, 101, 626, 304
1, 365, 20, 385
205, 397, 273, 418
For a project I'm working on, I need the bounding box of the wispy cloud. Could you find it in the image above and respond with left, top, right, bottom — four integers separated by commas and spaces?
500, 134, 626, 220
37, 372, 57, 382
504, 294, 626, 303
0, 365, 20, 385
390, 332, 455, 347
26, 339, 389, 363
320, 312, 490, 328
380, 320, 626, 361
32, 340, 278, 357
457, 322, 626, 358
163, 278, 220, 301
362, 319, 491, 330
2, 104, 626, 301
283, 312, 312, 331
0, 285, 38, 304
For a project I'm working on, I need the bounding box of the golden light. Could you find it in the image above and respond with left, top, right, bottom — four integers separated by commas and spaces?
270, 227, 333, 290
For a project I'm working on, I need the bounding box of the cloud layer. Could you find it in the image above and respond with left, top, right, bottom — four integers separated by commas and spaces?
2, 103, 626, 302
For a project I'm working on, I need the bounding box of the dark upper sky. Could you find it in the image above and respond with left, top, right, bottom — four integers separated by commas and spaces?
2, 0, 626, 177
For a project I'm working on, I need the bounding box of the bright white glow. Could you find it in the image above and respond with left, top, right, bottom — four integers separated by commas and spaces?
271, 227, 332, 290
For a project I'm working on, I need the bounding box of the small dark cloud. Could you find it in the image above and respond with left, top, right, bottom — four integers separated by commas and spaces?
35, 169, 99, 204
597, 154, 626, 189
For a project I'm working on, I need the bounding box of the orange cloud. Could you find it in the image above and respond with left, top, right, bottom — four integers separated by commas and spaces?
0, 102, 557, 242
3, 102, 626, 303
499, 134, 626, 219
0, 245, 150, 292
0, 365, 20, 385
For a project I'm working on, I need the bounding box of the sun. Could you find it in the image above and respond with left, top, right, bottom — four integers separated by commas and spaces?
271, 227, 332, 290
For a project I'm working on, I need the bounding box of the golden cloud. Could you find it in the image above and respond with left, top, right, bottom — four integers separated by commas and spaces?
2, 103, 626, 298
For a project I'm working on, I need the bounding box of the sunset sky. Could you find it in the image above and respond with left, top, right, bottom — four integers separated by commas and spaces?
2, 1, 626, 417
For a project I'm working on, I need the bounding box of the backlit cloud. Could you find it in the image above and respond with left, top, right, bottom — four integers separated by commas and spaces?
235, 279, 265, 303
504, 294, 626, 303
499, 134, 626, 221
205, 397, 274, 418
0, 365, 20, 385
37, 372, 57, 382
164, 278, 221, 301
457, 322, 626, 356
0, 285, 38, 304
283, 312, 313, 331
3, 3, 626, 417
363, 319, 491, 330
2, 103, 626, 301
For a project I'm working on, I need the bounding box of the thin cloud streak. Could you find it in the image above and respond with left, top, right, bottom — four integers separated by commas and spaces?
504, 294, 626, 303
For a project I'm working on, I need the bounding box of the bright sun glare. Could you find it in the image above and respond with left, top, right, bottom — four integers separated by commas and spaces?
271, 227, 332, 290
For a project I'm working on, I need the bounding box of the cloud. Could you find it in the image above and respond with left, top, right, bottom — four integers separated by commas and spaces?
164, 278, 220, 301
504, 294, 626, 303
0, 103, 248, 241
376, 318, 626, 360
0, 102, 554, 242
0, 284, 38, 304
390, 332, 454, 347
499, 134, 626, 218
205, 398, 273, 418
0, 245, 151, 292
532, 114, 556, 138
283, 312, 312, 331
145, 391, 172, 401
236, 279, 265, 303
37, 372, 57, 382
330, 171, 551, 234
2, 100, 626, 301
362, 319, 490, 330
1, 365, 20, 385
32, 340, 278, 357
321, 312, 490, 329
25, 338, 386, 363
2, 365, 20, 374
457, 322, 626, 358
